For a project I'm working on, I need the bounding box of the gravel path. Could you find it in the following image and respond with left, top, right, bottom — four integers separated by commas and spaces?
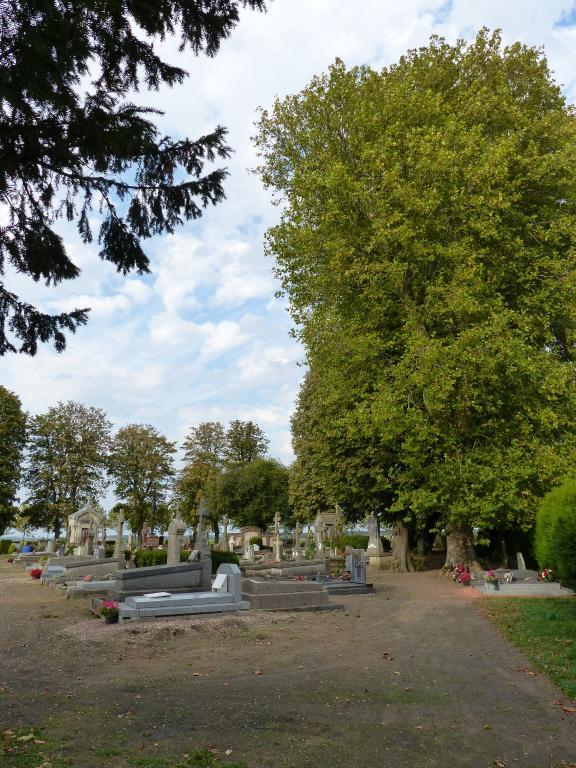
1, 560, 575, 768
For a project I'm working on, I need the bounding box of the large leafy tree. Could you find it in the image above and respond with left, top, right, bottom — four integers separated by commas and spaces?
225, 420, 269, 465
0, 386, 27, 534
255, 31, 576, 569
24, 402, 112, 537
109, 424, 176, 538
177, 421, 226, 536
0, 0, 266, 354
219, 457, 289, 532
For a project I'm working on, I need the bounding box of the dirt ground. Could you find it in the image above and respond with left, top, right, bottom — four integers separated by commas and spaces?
1, 559, 575, 768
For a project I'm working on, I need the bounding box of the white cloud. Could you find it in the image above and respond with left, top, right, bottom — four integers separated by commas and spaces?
3, 0, 576, 480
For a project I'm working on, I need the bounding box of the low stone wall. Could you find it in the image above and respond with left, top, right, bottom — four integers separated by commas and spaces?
242, 559, 326, 578
242, 577, 337, 611
109, 560, 211, 600
53, 557, 126, 582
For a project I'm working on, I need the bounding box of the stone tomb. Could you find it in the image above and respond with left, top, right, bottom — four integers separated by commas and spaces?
118, 564, 249, 620
324, 549, 375, 596
241, 577, 340, 611
42, 556, 125, 583
242, 558, 327, 578
108, 559, 211, 601
473, 568, 575, 597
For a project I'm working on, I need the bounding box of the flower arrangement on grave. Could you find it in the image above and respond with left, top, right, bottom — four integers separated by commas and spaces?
484, 570, 499, 585
452, 564, 471, 585
29, 568, 42, 580
340, 568, 351, 582
539, 568, 553, 582
82, 574, 93, 582
99, 600, 119, 623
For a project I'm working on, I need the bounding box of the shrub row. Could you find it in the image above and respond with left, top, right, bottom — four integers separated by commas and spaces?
536, 479, 576, 587
133, 547, 240, 574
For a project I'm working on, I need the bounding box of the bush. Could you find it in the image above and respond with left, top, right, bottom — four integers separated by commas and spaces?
210, 549, 240, 574
536, 479, 576, 587
7, 542, 18, 554
249, 536, 263, 547
0, 539, 13, 554
134, 549, 168, 568
341, 533, 369, 550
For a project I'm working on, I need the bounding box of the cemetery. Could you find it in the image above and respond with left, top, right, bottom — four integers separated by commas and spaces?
3, 8, 576, 768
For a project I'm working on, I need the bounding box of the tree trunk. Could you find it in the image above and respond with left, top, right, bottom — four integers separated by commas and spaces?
54, 519, 61, 540
213, 521, 220, 543
390, 519, 414, 572
443, 526, 483, 574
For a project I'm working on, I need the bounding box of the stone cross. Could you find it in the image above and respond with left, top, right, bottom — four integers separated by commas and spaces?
365, 512, 384, 557
196, 498, 211, 560
273, 512, 282, 561
220, 515, 229, 552
293, 523, 302, 560
114, 512, 124, 559
167, 516, 187, 565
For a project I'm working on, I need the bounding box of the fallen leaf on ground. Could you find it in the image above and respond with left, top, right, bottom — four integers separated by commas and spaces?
493, 760, 508, 768
17, 734, 35, 742
225, 750, 233, 755
254, 670, 263, 675
561, 706, 576, 714
516, 667, 536, 676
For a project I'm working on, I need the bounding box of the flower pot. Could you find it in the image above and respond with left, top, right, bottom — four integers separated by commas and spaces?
487, 581, 499, 590
104, 614, 119, 624
30, 573, 41, 580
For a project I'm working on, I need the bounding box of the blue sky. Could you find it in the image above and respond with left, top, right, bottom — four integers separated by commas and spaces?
3, 0, 576, 477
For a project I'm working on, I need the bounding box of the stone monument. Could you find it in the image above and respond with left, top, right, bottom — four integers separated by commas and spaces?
219, 515, 230, 552
196, 498, 211, 561
365, 512, 387, 569
114, 512, 125, 559
167, 516, 187, 565
293, 523, 302, 560
273, 512, 283, 562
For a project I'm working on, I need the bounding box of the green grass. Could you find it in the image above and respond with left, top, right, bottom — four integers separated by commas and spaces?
1, 729, 248, 768
482, 598, 576, 699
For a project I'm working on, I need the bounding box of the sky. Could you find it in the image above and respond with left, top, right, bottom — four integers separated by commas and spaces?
3, 0, 576, 474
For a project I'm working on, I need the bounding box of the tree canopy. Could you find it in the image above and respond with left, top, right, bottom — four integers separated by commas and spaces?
0, 0, 265, 354
218, 457, 289, 532
0, 386, 27, 534
24, 401, 111, 537
255, 30, 576, 566
109, 423, 176, 535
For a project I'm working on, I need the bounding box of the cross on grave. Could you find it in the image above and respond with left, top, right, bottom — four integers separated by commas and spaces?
273, 512, 282, 562
196, 498, 211, 560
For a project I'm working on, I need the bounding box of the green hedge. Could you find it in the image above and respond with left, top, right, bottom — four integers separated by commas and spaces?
134, 549, 168, 568
133, 547, 240, 573
536, 479, 576, 587
0, 539, 13, 554
210, 549, 240, 573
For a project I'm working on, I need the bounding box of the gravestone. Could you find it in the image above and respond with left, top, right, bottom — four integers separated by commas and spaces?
243, 542, 255, 562
167, 516, 186, 565
196, 498, 211, 561
114, 513, 125, 559
345, 549, 367, 584
273, 512, 282, 561
293, 523, 302, 560
218, 515, 230, 552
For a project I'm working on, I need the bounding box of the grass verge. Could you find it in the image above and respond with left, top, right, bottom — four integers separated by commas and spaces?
481, 597, 576, 699
1, 729, 248, 768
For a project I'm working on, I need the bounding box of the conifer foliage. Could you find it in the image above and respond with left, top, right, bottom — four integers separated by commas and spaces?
0, 0, 266, 354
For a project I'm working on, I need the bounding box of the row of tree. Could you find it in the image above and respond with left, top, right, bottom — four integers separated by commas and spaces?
0, 389, 289, 539
254, 31, 576, 570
